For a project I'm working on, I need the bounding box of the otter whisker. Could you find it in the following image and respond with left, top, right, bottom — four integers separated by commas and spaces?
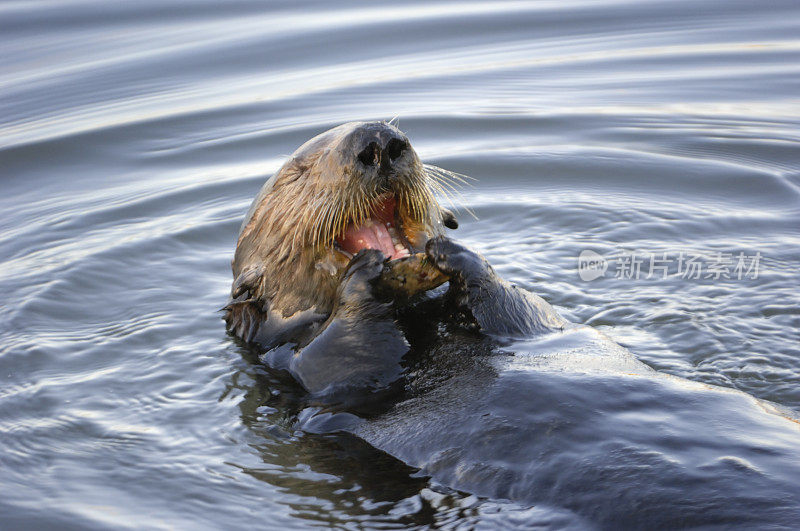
425, 172, 475, 215
424, 170, 476, 220
427, 180, 457, 209
316, 200, 335, 247
335, 202, 346, 240
424, 164, 475, 186
308, 202, 321, 247
423, 165, 471, 195
427, 179, 476, 220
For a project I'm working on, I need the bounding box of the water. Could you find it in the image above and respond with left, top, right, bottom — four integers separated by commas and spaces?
1, 0, 799, 528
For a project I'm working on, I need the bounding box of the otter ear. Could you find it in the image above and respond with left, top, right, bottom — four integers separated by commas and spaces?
441, 208, 458, 229
231, 264, 265, 299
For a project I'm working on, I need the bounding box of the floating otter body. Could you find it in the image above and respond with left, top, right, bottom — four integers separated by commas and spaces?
227, 122, 800, 527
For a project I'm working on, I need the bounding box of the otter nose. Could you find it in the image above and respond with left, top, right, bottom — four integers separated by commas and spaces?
357, 136, 408, 173
380, 137, 407, 176
357, 141, 380, 166
384, 137, 407, 161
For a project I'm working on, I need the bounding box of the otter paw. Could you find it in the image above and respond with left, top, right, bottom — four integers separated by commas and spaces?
342, 248, 387, 283
425, 236, 492, 280
335, 249, 389, 306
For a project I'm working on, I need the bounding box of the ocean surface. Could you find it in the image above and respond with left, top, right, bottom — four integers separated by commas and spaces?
1, 0, 799, 528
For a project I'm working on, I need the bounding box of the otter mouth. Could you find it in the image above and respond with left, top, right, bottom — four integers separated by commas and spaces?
335, 195, 412, 261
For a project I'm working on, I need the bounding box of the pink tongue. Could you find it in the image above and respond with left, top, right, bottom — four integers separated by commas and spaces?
336, 195, 411, 260
338, 221, 399, 259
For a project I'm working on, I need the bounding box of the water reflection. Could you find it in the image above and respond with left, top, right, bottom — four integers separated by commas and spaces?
226, 342, 490, 528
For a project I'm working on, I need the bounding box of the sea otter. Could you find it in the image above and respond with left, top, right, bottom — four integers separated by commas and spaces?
225, 121, 562, 396
226, 122, 800, 527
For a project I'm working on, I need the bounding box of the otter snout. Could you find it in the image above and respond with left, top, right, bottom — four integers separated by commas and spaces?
356, 133, 409, 177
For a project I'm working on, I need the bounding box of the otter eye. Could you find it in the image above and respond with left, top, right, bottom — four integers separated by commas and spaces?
358, 141, 380, 166
386, 138, 407, 161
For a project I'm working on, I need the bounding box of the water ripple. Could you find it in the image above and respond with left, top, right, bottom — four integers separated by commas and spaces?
2, 0, 800, 528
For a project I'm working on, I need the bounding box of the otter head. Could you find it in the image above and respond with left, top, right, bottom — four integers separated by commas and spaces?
231, 121, 448, 320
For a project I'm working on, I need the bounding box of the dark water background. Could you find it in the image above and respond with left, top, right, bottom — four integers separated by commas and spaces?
2, 0, 799, 528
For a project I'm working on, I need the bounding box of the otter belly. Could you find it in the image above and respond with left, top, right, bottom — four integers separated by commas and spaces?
338, 327, 800, 528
